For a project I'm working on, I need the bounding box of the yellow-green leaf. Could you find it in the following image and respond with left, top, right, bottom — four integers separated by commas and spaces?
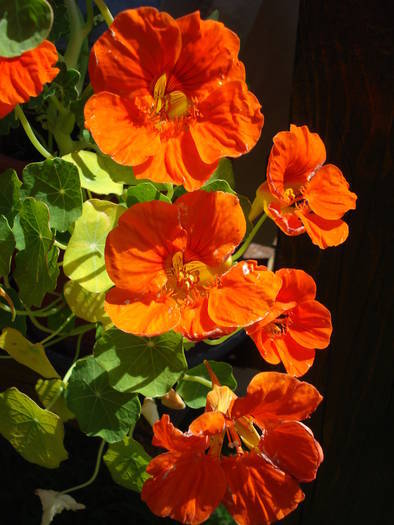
63, 280, 112, 329
0, 327, 59, 378
63, 199, 125, 293
35, 378, 74, 422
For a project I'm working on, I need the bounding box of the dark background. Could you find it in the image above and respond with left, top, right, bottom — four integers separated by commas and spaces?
1, 1, 393, 524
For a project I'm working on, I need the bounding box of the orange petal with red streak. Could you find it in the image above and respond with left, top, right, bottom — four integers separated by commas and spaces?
189, 411, 226, 436
152, 414, 207, 452
276, 268, 316, 303
288, 300, 332, 349
297, 209, 349, 249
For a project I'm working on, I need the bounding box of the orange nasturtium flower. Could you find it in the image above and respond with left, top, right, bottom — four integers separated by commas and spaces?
141, 369, 323, 525
0, 41, 59, 118
104, 190, 281, 340
246, 268, 332, 377
250, 124, 357, 248
85, 7, 263, 190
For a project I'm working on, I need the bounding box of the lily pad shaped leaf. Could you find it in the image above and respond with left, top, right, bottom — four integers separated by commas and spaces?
94, 329, 187, 397
62, 150, 135, 195
13, 197, 59, 307
176, 360, 237, 409
35, 378, 74, 421
63, 280, 112, 329
63, 199, 125, 293
0, 327, 59, 378
0, 387, 68, 468
22, 158, 82, 232
66, 356, 141, 443
35, 489, 85, 525
0, 169, 21, 226
104, 436, 151, 493
0, 215, 15, 277
0, 0, 54, 57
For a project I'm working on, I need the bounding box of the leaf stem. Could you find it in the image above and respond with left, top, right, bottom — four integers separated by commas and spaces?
60, 439, 106, 495
232, 213, 268, 261
15, 106, 52, 159
40, 314, 76, 345
181, 374, 212, 389
54, 239, 68, 250
203, 327, 242, 346
64, 0, 85, 69
94, 0, 114, 26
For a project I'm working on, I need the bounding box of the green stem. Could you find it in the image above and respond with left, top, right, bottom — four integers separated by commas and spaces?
232, 213, 268, 261
94, 0, 114, 26
60, 439, 106, 495
182, 374, 212, 389
45, 385, 64, 411
43, 323, 95, 349
0, 300, 64, 318
72, 332, 84, 364
203, 327, 242, 346
54, 239, 68, 251
15, 106, 52, 159
40, 314, 76, 345
64, 0, 85, 69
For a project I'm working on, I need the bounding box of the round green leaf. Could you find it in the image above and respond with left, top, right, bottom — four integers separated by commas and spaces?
35, 378, 74, 422
0, 387, 68, 468
22, 158, 82, 232
63, 280, 112, 328
94, 329, 187, 397
0, 0, 54, 57
176, 360, 237, 409
62, 151, 135, 195
66, 357, 141, 443
0, 215, 15, 277
63, 199, 125, 293
125, 182, 171, 207
104, 436, 151, 492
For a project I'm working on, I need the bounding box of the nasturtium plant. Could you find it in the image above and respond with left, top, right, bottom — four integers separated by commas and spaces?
0, 2, 357, 523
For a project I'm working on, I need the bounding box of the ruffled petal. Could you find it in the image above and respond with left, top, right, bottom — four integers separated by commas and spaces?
142, 451, 226, 525
230, 372, 322, 423
105, 200, 187, 293
171, 11, 243, 97
288, 300, 332, 349
267, 124, 326, 200
189, 411, 226, 436
266, 200, 305, 236
84, 92, 161, 166
246, 324, 281, 365
104, 288, 180, 336
178, 296, 226, 341
304, 164, 357, 220
0, 40, 59, 118
152, 414, 207, 452
175, 190, 246, 266
190, 81, 263, 164
276, 268, 316, 303
222, 451, 304, 525
260, 421, 323, 482
208, 262, 281, 328
89, 7, 181, 96
297, 209, 349, 249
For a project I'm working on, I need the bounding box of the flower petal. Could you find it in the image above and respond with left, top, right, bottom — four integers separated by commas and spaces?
288, 300, 332, 349
274, 336, 316, 377
153, 414, 207, 452
304, 164, 357, 220
189, 411, 226, 436
266, 200, 305, 236
222, 451, 304, 525
0, 41, 59, 118
276, 268, 316, 303
175, 190, 246, 266
84, 92, 161, 166
267, 124, 326, 200
178, 296, 227, 341
89, 7, 181, 96
208, 263, 281, 328
190, 81, 263, 164
260, 421, 323, 482
297, 209, 349, 249
142, 451, 226, 525
104, 288, 180, 336
230, 372, 322, 423
171, 11, 243, 97
105, 200, 187, 294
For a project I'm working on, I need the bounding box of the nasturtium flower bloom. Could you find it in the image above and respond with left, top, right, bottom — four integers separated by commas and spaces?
0, 41, 59, 118
250, 124, 357, 248
246, 268, 332, 376
104, 190, 281, 339
142, 370, 323, 525
85, 7, 263, 190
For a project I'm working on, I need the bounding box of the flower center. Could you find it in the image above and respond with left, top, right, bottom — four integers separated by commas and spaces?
267, 314, 290, 336
168, 251, 216, 294
153, 73, 190, 121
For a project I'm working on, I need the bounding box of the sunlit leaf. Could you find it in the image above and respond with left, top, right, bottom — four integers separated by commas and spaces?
35, 489, 85, 525
63, 280, 112, 328
176, 360, 237, 409
125, 182, 170, 207
13, 197, 59, 306
0, 327, 59, 378
0, 387, 68, 468
63, 199, 125, 293
0, 168, 21, 226
35, 378, 74, 421
104, 436, 151, 493
62, 150, 135, 195
22, 158, 82, 232
0, 0, 54, 57
0, 215, 15, 277
66, 357, 141, 443
94, 330, 187, 397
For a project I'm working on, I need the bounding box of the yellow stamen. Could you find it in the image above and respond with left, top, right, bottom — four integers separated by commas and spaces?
153, 73, 167, 114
